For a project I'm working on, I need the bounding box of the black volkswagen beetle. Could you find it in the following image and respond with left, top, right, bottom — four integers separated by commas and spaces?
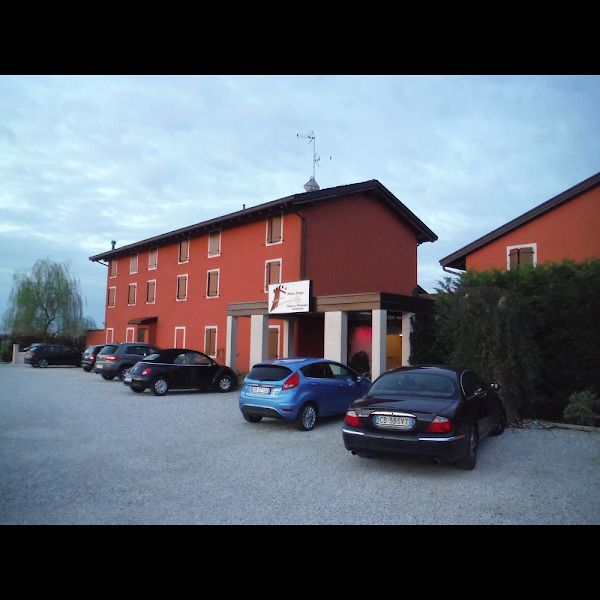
342, 365, 507, 470
123, 348, 239, 396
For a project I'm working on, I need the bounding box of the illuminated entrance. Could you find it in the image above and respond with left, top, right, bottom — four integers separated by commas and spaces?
226, 291, 434, 379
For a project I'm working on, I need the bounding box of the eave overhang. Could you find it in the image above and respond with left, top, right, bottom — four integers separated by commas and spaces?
89, 180, 438, 263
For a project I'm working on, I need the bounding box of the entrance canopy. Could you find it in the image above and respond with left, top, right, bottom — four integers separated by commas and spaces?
227, 292, 434, 378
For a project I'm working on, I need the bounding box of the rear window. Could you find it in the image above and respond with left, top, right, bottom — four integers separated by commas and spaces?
99, 345, 118, 355
370, 371, 457, 399
247, 365, 293, 382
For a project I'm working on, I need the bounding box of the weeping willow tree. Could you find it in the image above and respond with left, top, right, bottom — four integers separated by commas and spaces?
1, 258, 95, 343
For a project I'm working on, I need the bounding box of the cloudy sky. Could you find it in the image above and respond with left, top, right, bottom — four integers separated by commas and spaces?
1, 74, 599, 329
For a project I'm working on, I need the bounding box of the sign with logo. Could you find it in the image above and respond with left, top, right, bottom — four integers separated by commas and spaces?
268, 280, 311, 314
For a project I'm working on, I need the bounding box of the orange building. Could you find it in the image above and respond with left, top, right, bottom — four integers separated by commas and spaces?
88, 180, 437, 378
440, 171, 600, 274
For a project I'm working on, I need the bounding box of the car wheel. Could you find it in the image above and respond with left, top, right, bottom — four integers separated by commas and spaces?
151, 377, 169, 396
101, 373, 115, 380
130, 385, 145, 393
119, 366, 131, 382
83, 366, 92, 372
243, 413, 263, 423
216, 374, 234, 393
456, 425, 478, 470
37, 358, 48, 368
490, 404, 507, 436
296, 403, 317, 431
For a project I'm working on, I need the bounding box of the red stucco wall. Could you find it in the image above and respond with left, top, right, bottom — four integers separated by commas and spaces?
302, 193, 418, 296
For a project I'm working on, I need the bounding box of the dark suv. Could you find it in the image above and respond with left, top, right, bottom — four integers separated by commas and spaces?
93, 342, 161, 381
24, 344, 81, 368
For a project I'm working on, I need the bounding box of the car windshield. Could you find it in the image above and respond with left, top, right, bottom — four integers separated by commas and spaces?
369, 371, 457, 399
247, 365, 293, 382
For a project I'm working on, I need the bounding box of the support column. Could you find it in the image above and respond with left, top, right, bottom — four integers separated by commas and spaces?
371, 309, 387, 380
250, 314, 269, 368
324, 311, 348, 364
402, 312, 413, 366
283, 318, 295, 358
226, 315, 238, 370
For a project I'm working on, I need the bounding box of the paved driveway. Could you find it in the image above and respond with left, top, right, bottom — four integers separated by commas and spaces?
1, 363, 599, 524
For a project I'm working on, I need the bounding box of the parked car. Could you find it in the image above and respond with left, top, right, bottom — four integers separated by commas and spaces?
239, 357, 371, 431
93, 342, 161, 381
22, 343, 43, 353
81, 345, 105, 372
123, 348, 239, 395
342, 365, 507, 469
24, 344, 81, 368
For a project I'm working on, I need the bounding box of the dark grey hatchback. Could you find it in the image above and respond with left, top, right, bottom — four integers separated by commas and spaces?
343, 365, 507, 469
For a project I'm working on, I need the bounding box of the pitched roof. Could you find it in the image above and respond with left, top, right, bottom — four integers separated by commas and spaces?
89, 179, 438, 262
439, 170, 600, 271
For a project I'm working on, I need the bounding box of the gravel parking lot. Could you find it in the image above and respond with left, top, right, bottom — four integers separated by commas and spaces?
1, 363, 599, 525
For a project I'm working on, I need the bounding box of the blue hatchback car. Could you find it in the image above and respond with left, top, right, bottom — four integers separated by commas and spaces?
239, 357, 371, 430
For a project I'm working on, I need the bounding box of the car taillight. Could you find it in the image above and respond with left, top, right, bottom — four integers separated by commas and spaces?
142, 368, 152, 376
105, 355, 117, 361
282, 372, 299, 390
345, 410, 363, 427
425, 416, 452, 433
90, 354, 95, 360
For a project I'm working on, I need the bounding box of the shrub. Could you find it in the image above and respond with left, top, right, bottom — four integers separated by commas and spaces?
563, 390, 599, 426
0, 341, 11, 362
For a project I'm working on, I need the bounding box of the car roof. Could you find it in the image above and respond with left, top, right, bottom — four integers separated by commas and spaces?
381, 365, 463, 377
151, 348, 204, 356
252, 357, 340, 368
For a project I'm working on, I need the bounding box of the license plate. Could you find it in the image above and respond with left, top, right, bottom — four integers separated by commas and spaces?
375, 415, 414, 429
252, 386, 271, 394
96, 364, 103, 369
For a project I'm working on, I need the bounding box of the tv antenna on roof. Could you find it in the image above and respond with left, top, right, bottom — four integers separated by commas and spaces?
297, 130, 330, 192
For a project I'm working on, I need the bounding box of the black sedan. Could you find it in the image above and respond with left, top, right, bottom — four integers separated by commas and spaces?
123, 348, 239, 396
342, 365, 507, 470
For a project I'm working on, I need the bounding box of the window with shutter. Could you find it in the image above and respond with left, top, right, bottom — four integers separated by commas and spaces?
179, 239, 190, 263
130, 253, 138, 274
265, 260, 282, 291
208, 230, 221, 257
148, 247, 158, 270
267, 214, 283, 244
205, 327, 217, 357
128, 284, 137, 305
207, 270, 219, 297
507, 244, 537, 269
146, 280, 156, 303
177, 275, 188, 300
107, 287, 116, 307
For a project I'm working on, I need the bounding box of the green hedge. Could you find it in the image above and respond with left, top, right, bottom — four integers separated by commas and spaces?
411, 259, 600, 422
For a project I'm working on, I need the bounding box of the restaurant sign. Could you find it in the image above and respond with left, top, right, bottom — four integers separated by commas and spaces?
268, 280, 311, 314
